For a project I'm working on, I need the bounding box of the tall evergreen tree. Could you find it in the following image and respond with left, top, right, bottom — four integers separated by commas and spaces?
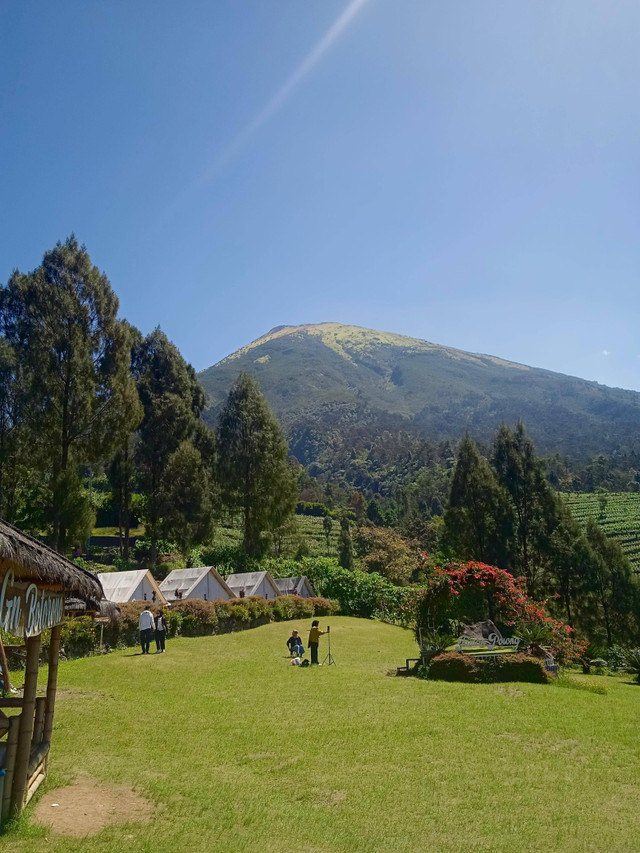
493, 422, 557, 596
1, 237, 141, 550
133, 328, 208, 560
216, 374, 297, 558
584, 517, 638, 646
338, 512, 354, 570
159, 440, 214, 557
444, 434, 509, 566
547, 496, 591, 626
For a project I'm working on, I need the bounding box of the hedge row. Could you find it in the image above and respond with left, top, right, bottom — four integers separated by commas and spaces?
56, 595, 338, 660
426, 652, 549, 684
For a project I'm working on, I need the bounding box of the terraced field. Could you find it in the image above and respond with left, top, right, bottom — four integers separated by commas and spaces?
216, 514, 340, 557
565, 492, 640, 573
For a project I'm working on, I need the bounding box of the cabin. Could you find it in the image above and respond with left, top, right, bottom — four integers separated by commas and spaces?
0, 519, 102, 825
159, 567, 235, 602
98, 569, 167, 606
225, 571, 280, 600
274, 576, 316, 598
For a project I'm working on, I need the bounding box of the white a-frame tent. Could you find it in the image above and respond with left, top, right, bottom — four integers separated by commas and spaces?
225, 571, 281, 600
98, 569, 168, 606
159, 566, 235, 602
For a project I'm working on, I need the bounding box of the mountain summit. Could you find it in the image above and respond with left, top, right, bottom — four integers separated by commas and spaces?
199, 323, 640, 459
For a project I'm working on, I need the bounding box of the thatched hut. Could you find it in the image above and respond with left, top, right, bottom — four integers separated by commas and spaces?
0, 519, 102, 826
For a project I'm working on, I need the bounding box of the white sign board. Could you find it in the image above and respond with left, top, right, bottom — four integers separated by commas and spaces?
456, 632, 521, 652
0, 570, 65, 637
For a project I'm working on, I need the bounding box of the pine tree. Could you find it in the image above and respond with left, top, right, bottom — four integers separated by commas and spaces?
444, 433, 509, 566
492, 422, 557, 596
1, 237, 141, 550
133, 328, 209, 561
338, 513, 354, 570
216, 374, 297, 558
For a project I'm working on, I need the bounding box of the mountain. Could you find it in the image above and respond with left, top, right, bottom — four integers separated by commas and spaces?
199, 323, 640, 460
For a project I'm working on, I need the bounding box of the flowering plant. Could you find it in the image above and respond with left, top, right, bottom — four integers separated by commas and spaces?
414, 558, 586, 665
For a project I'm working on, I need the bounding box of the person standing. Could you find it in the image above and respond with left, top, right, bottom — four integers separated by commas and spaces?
308, 619, 327, 665
139, 605, 154, 654
155, 608, 168, 653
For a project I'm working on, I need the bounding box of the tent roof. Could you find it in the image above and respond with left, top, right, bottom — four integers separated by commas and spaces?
225, 571, 280, 597
98, 569, 167, 605
274, 576, 315, 596
159, 566, 234, 599
0, 518, 102, 601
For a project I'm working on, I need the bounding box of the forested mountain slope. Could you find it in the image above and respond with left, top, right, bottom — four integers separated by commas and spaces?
199, 323, 640, 460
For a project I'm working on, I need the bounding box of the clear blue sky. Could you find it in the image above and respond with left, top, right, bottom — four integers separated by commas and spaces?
2, 1, 639, 390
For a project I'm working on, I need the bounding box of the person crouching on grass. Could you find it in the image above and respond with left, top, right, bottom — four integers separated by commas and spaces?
286, 629, 304, 657
308, 619, 327, 665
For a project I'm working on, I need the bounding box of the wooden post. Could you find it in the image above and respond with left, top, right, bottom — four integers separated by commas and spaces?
43, 624, 61, 748
0, 634, 12, 694
1, 715, 20, 823
31, 697, 46, 749
10, 633, 41, 815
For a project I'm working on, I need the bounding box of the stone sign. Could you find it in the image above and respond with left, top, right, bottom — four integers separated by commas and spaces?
0, 570, 65, 637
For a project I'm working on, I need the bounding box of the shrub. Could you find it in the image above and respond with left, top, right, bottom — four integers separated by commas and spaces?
491, 654, 549, 684
429, 652, 482, 683
607, 645, 629, 672
171, 599, 218, 636
428, 652, 549, 684
59, 617, 99, 658
625, 648, 640, 683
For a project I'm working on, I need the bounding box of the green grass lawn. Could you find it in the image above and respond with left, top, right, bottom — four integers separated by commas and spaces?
4, 617, 640, 853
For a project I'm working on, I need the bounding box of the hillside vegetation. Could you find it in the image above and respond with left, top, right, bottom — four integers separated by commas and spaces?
5, 619, 640, 853
565, 492, 640, 574
199, 323, 640, 460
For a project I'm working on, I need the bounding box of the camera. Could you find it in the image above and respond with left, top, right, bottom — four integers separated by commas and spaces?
327, 625, 330, 632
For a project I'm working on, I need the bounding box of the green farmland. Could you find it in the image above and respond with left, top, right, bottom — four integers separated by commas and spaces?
216, 513, 340, 558
565, 492, 640, 573
4, 618, 640, 853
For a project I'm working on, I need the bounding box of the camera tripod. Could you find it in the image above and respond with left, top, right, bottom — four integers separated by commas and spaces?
322, 629, 336, 666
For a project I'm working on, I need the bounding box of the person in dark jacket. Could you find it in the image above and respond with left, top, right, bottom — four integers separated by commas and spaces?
155, 609, 168, 653
286, 629, 304, 657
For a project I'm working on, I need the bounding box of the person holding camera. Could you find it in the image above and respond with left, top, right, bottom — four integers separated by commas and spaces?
308, 619, 328, 665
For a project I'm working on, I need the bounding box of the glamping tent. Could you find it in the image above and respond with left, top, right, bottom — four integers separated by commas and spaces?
274, 576, 316, 598
0, 519, 102, 824
160, 567, 235, 602
225, 571, 280, 600
98, 569, 167, 606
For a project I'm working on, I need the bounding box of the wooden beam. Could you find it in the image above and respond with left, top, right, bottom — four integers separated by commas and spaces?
1, 715, 19, 823
10, 633, 41, 816
43, 624, 61, 747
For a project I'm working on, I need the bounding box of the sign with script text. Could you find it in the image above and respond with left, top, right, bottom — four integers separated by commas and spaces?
456, 633, 521, 652
0, 570, 65, 637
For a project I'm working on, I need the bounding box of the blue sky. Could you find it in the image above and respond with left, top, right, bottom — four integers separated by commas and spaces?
2, 1, 639, 390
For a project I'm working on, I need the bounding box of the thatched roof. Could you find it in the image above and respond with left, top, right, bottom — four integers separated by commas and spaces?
0, 519, 103, 601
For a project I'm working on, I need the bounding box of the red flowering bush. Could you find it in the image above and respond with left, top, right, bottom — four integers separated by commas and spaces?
414, 558, 585, 665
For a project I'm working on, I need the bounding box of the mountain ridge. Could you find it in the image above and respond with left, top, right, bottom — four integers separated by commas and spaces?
199, 323, 640, 460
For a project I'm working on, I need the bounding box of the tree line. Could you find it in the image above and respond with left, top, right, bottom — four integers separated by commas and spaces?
0, 237, 297, 559
444, 424, 639, 647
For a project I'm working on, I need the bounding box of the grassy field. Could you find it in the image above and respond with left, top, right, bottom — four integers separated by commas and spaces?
565, 491, 640, 573
4, 618, 640, 853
